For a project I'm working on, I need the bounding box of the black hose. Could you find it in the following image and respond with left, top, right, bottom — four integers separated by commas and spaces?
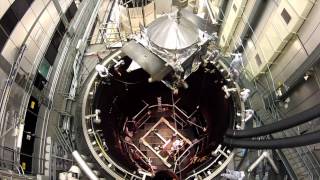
226, 103, 320, 138
223, 130, 320, 149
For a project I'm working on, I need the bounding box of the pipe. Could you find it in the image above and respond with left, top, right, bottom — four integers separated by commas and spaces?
223, 130, 320, 149
248, 151, 267, 173
265, 152, 279, 174
226, 103, 320, 138
248, 151, 279, 174
72, 151, 99, 180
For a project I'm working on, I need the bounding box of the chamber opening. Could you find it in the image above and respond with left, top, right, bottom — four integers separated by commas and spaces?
91, 57, 234, 177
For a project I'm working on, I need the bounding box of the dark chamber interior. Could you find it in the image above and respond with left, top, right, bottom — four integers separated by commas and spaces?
92, 57, 234, 176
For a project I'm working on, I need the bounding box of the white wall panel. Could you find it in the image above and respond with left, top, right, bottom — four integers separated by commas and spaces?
247, 0, 320, 86
31, 22, 42, 40
280, 48, 307, 81
287, 0, 315, 18
271, 38, 306, 84
245, 0, 314, 78
119, 6, 131, 33
11, 23, 28, 48
32, 0, 46, 17
39, 11, 55, 35
1, 40, 18, 64
7, 0, 15, 4
251, 1, 276, 44
258, 35, 273, 63
21, 9, 37, 32
219, 0, 247, 50
243, 43, 258, 76
1, 0, 62, 71
41, 0, 50, 4
59, 0, 73, 12
277, 0, 313, 34
144, 2, 155, 26
227, 0, 255, 53
297, 0, 320, 55
47, 1, 59, 21
19, 56, 33, 75
128, 7, 143, 33
24, 38, 41, 65
304, 23, 320, 55
0, 0, 11, 18
298, 0, 320, 45
59, 0, 68, 11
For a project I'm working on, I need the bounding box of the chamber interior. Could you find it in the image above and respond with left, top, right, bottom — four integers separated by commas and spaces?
92, 57, 234, 177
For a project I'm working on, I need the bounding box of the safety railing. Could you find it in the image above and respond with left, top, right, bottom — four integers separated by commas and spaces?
0, 170, 34, 180
0, 142, 70, 180
32, 0, 104, 176
0, 158, 25, 176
